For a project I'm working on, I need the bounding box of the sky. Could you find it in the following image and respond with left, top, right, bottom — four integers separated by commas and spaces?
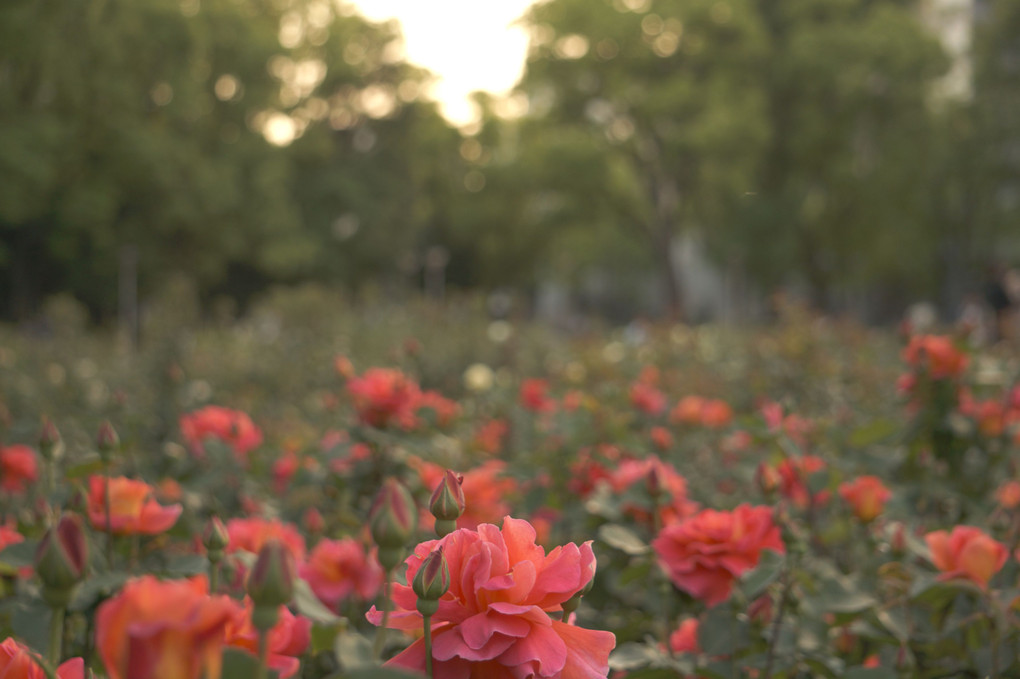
350, 0, 536, 126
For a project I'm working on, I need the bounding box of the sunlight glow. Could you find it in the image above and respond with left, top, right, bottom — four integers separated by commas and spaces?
350, 0, 536, 126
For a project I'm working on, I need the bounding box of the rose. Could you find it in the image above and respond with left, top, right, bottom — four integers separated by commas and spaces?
224, 598, 311, 678
0, 445, 37, 493
838, 476, 892, 523
925, 526, 1007, 589
179, 405, 263, 461
367, 517, 615, 678
653, 504, 785, 607
0, 638, 83, 679
96, 575, 235, 679
87, 476, 182, 536
299, 537, 383, 609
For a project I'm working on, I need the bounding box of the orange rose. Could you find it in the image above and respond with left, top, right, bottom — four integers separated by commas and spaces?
87, 476, 182, 535
839, 476, 892, 523
996, 480, 1020, 510
925, 526, 1007, 588
224, 598, 310, 678
0, 637, 83, 679
96, 575, 235, 679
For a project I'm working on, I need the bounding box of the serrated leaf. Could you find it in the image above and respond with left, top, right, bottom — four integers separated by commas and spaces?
599, 524, 650, 556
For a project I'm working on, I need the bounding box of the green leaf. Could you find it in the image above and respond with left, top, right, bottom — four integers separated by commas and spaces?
64, 455, 105, 479
10, 597, 51, 651
335, 628, 375, 670
699, 605, 749, 656
294, 577, 342, 625
0, 540, 38, 568
740, 549, 784, 600
70, 572, 131, 612
599, 524, 650, 556
608, 642, 661, 671
161, 553, 208, 577
843, 668, 898, 679
848, 420, 899, 447
221, 648, 278, 679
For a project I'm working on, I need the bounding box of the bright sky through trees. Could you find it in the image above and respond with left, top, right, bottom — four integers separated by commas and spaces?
350, 0, 535, 125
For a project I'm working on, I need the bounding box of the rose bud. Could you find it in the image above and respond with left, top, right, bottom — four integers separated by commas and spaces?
247, 539, 295, 631
96, 421, 120, 462
203, 517, 230, 560
429, 471, 465, 537
413, 547, 450, 617
369, 478, 416, 570
39, 418, 64, 462
35, 514, 88, 607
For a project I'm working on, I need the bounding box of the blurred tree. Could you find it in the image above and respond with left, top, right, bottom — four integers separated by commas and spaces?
730, 0, 949, 311
515, 0, 771, 317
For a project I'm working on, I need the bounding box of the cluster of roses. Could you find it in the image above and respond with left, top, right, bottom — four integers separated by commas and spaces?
343, 366, 460, 430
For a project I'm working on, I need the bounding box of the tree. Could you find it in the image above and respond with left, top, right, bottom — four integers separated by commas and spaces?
515, 0, 771, 317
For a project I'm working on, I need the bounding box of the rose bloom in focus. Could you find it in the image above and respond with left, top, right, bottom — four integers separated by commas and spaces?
653, 504, 785, 607
96, 575, 235, 679
300, 537, 384, 610
180, 405, 263, 461
925, 526, 1007, 589
838, 476, 892, 523
368, 517, 615, 678
87, 476, 182, 535
0, 445, 37, 493
347, 368, 422, 429
0, 638, 83, 679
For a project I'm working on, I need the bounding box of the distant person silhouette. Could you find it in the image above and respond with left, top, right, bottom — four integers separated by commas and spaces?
984, 263, 1015, 344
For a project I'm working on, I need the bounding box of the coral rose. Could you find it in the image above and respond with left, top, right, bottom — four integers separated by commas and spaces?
96, 575, 235, 679
87, 476, 182, 535
838, 476, 892, 523
180, 406, 263, 461
347, 368, 422, 428
902, 335, 968, 379
225, 517, 306, 562
776, 456, 828, 509
653, 504, 785, 607
996, 480, 1020, 510
225, 598, 311, 678
629, 381, 666, 415
368, 517, 615, 678
300, 537, 384, 609
412, 458, 517, 531
0, 445, 37, 493
609, 455, 699, 527
668, 618, 700, 655
0, 638, 83, 679
925, 526, 1007, 589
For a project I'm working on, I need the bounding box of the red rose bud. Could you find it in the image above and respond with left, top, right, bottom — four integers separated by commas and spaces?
430, 471, 465, 537
38, 418, 64, 461
35, 514, 88, 607
96, 421, 120, 461
370, 478, 416, 570
203, 517, 230, 558
247, 539, 295, 628
414, 547, 450, 617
